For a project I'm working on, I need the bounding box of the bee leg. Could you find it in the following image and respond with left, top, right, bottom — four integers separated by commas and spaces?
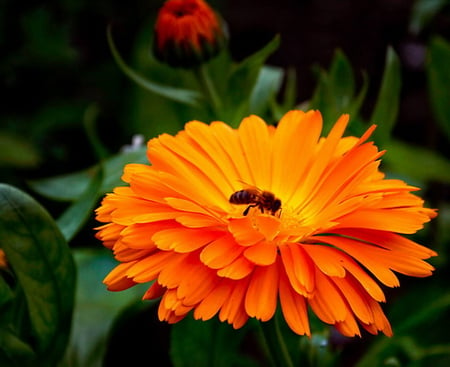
243, 204, 257, 216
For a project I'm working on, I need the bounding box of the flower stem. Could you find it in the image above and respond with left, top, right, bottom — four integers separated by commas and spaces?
194, 64, 222, 118
259, 314, 295, 367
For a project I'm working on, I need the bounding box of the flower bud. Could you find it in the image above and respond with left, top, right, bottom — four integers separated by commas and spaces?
153, 0, 227, 68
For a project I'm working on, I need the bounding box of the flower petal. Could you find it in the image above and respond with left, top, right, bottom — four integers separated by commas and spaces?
238, 115, 273, 188
279, 263, 311, 336
200, 235, 243, 269
243, 241, 278, 265
279, 243, 315, 296
245, 264, 279, 321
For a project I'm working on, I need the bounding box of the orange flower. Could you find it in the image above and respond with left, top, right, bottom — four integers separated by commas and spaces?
95, 110, 437, 337
153, 0, 226, 68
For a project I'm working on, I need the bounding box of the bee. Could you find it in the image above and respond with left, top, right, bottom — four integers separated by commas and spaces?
229, 186, 282, 216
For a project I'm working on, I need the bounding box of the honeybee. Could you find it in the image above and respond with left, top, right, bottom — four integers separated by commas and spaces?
229, 186, 281, 216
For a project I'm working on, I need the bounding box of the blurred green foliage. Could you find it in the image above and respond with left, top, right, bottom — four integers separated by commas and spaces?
1, 0, 450, 366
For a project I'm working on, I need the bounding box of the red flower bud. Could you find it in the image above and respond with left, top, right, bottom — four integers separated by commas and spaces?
153, 0, 227, 68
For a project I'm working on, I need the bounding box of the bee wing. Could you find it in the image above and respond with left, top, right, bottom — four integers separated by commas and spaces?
236, 179, 262, 195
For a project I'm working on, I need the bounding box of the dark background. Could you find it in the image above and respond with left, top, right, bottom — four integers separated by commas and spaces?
2, 0, 450, 183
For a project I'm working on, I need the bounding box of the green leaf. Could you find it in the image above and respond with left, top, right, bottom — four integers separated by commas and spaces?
384, 139, 450, 184
28, 147, 147, 201
0, 132, 41, 168
329, 49, 355, 108
107, 25, 201, 107
0, 329, 36, 367
0, 184, 76, 366
409, 0, 448, 35
225, 35, 281, 125
170, 317, 259, 367
249, 65, 284, 116
60, 249, 148, 367
57, 164, 103, 241
370, 47, 401, 146
309, 49, 364, 132
427, 36, 450, 142
270, 67, 298, 120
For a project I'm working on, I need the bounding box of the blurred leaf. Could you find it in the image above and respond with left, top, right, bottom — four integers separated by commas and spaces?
384, 139, 450, 184
356, 285, 450, 367
0, 329, 36, 367
249, 65, 284, 116
57, 165, 103, 241
0, 184, 75, 366
20, 8, 77, 64
298, 332, 337, 367
310, 49, 367, 133
83, 104, 109, 161
225, 35, 281, 126
170, 317, 260, 367
329, 49, 355, 107
427, 36, 450, 141
107, 25, 201, 107
61, 249, 148, 367
28, 147, 147, 201
123, 25, 199, 138
0, 132, 41, 168
370, 47, 401, 146
395, 291, 450, 335
409, 0, 448, 35
270, 67, 298, 120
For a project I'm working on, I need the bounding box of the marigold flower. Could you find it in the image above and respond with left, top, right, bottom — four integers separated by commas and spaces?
95, 110, 437, 337
153, 0, 226, 68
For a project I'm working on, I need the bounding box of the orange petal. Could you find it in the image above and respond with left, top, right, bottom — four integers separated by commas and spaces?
176, 213, 223, 228
185, 121, 241, 190
334, 228, 437, 259
245, 264, 279, 321
217, 256, 254, 279
272, 110, 322, 198
334, 314, 361, 337
302, 245, 346, 277
238, 115, 272, 188
120, 221, 174, 249
194, 280, 232, 321
331, 276, 374, 325
278, 263, 311, 336
254, 215, 281, 241
126, 251, 175, 283
228, 217, 265, 246
200, 235, 243, 269
103, 262, 137, 291
308, 269, 348, 324
335, 208, 432, 234
219, 277, 249, 327
279, 243, 315, 296
152, 227, 223, 253
313, 235, 400, 287
243, 241, 277, 266
143, 281, 166, 300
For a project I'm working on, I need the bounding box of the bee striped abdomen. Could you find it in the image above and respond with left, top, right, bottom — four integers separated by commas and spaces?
229, 188, 281, 216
